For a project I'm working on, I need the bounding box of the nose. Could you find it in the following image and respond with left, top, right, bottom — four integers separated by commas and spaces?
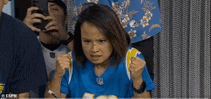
90, 42, 99, 53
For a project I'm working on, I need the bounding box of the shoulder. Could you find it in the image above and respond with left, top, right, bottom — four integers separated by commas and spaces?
125, 46, 145, 80
127, 46, 144, 59
2, 12, 36, 38
3, 12, 29, 30
3, 13, 40, 49
127, 46, 140, 53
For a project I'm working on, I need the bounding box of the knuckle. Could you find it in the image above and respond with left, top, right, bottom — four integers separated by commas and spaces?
27, 8, 31, 11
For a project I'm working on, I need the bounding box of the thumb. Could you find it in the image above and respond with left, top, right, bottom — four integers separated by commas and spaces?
67, 54, 72, 60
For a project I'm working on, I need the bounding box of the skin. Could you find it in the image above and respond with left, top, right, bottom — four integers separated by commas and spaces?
23, 2, 69, 45
81, 22, 113, 73
46, 22, 150, 98
0, 0, 9, 16
46, 22, 114, 98
23, 3, 150, 97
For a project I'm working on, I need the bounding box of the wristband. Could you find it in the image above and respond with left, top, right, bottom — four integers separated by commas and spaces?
48, 89, 58, 98
133, 82, 146, 94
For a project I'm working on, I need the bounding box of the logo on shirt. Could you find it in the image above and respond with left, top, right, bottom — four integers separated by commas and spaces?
83, 93, 118, 99
127, 48, 141, 71
0, 83, 5, 94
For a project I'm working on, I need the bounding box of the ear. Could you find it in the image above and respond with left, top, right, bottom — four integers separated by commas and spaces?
4, 0, 10, 5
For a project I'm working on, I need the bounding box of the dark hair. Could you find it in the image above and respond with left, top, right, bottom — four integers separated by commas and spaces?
48, 0, 67, 15
73, 3, 131, 67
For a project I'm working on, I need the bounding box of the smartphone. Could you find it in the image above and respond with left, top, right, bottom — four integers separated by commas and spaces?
31, 0, 49, 31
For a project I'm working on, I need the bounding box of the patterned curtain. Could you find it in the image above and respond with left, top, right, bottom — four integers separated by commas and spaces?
62, 0, 75, 34
153, 0, 211, 98
65, 0, 211, 98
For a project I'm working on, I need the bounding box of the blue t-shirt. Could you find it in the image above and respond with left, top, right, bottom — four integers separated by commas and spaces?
0, 12, 47, 97
74, 0, 162, 43
61, 47, 155, 98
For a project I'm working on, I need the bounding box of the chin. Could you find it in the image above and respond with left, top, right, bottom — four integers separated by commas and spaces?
90, 61, 103, 65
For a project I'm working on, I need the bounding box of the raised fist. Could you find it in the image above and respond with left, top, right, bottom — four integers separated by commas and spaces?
55, 54, 72, 77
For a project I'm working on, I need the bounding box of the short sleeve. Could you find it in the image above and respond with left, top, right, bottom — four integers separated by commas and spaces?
8, 27, 48, 94
136, 54, 156, 91
61, 70, 70, 95
61, 52, 73, 96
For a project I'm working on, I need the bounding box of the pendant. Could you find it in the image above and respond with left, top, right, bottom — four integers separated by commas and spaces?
96, 77, 104, 86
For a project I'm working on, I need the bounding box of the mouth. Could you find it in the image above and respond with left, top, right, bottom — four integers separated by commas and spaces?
90, 55, 102, 60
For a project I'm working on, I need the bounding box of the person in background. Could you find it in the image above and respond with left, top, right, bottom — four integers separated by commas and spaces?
23, 0, 73, 97
46, 4, 155, 98
0, 0, 47, 98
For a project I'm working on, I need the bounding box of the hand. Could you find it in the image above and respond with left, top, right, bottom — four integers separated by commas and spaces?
44, 16, 68, 41
130, 57, 146, 89
130, 57, 145, 80
23, 7, 45, 33
55, 54, 72, 78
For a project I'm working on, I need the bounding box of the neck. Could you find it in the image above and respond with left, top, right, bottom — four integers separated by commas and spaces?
39, 31, 61, 45
0, 12, 2, 18
41, 41, 61, 51
95, 57, 111, 77
95, 66, 107, 77
95, 64, 109, 70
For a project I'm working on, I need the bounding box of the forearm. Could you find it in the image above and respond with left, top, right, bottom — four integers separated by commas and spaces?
133, 91, 151, 98
45, 74, 63, 98
18, 92, 30, 99
133, 78, 143, 90
133, 78, 151, 98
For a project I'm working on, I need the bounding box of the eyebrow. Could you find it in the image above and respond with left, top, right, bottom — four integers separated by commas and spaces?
82, 37, 106, 40
49, 3, 58, 7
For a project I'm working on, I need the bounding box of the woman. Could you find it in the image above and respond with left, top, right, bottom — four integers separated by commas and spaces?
46, 4, 155, 98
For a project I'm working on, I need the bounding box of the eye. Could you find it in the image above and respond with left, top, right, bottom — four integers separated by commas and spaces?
99, 39, 106, 43
52, 8, 58, 11
84, 40, 91, 44
51, 7, 59, 11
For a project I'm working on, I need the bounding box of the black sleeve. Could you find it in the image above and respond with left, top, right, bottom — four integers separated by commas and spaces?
8, 26, 48, 94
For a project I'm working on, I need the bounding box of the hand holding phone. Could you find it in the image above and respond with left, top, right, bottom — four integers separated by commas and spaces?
23, 7, 45, 34
31, 0, 49, 31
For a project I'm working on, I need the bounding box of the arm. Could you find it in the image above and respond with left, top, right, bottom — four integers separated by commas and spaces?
133, 78, 151, 98
45, 74, 66, 98
8, 23, 48, 96
133, 91, 151, 98
18, 92, 30, 99
130, 58, 152, 98
45, 54, 71, 98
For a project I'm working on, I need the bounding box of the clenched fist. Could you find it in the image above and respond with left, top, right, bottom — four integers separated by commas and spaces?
55, 54, 72, 78
130, 57, 146, 80
130, 57, 146, 89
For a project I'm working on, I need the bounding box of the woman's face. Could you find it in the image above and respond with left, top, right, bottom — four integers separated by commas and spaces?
81, 22, 113, 66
